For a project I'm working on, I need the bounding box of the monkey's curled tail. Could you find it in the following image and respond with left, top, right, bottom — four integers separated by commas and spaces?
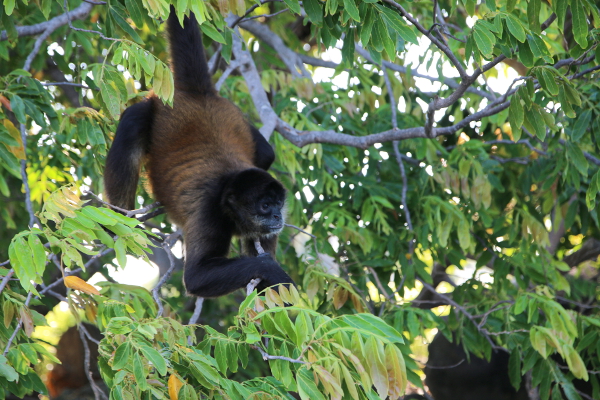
104, 99, 154, 210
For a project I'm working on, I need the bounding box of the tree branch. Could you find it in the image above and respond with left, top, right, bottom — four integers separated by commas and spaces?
239, 19, 311, 79
1, 2, 93, 41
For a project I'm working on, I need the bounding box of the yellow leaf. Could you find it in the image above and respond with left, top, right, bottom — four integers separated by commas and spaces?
19, 308, 34, 337
168, 373, 184, 400
385, 344, 407, 398
333, 286, 349, 310
365, 336, 388, 398
64, 276, 101, 295
3, 119, 25, 160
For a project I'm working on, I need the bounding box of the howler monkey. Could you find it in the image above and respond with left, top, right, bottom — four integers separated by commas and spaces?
104, 8, 295, 298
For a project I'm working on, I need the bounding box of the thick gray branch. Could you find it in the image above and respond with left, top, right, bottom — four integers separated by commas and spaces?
1, 2, 93, 41
239, 19, 311, 79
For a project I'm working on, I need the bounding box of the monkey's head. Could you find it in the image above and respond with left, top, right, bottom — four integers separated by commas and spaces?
223, 169, 286, 236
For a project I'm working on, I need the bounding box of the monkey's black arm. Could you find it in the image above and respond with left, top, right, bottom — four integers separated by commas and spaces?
104, 99, 153, 210
167, 6, 214, 95
184, 254, 294, 297
183, 224, 293, 297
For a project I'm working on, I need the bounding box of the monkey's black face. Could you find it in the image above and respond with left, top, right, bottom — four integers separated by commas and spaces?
223, 169, 286, 237
254, 195, 285, 234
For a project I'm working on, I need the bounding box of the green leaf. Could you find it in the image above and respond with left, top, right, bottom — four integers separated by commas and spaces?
360, 7, 375, 46
297, 368, 326, 400
563, 82, 582, 107
303, 0, 323, 25
132, 351, 148, 390
566, 142, 589, 177
100, 81, 122, 119
0, 355, 18, 382
110, 7, 144, 44
114, 237, 127, 268
370, 13, 387, 52
457, 219, 470, 250
28, 234, 46, 277
554, 0, 568, 28
106, 317, 135, 335
4, 0, 15, 15
508, 350, 522, 390
509, 92, 524, 131
505, 14, 526, 43
80, 206, 118, 225
527, 106, 547, 141
0, 144, 22, 178
558, 85, 576, 118
517, 40, 534, 67
473, 23, 495, 57
179, 384, 199, 400
200, 22, 226, 44
571, 0, 589, 48
506, 0, 517, 12
139, 345, 167, 376
571, 109, 592, 141
282, 0, 301, 13
125, 0, 145, 28
538, 68, 559, 96
528, 35, 552, 63
343, 0, 360, 21
0, 127, 19, 147
527, 0, 541, 33
341, 313, 404, 343
10, 95, 26, 124
113, 342, 132, 370
376, 5, 418, 44
342, 28, 355, 64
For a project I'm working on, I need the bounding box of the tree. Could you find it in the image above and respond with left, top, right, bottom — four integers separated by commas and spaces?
1, 0, 599, 398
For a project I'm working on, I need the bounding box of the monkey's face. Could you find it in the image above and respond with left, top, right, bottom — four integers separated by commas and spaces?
253, 195, 285, 235
223, 169, 287, 236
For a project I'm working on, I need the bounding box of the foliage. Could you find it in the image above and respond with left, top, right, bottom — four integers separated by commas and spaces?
1, 0, 600, 398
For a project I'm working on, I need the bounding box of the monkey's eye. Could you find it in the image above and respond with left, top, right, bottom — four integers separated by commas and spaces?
261, 203, 270, 211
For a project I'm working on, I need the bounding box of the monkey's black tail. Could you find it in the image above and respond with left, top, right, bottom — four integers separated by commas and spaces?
104, 99, 154, 210
167, 6, 214, 95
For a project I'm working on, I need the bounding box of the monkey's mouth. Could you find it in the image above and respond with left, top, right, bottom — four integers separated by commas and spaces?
267, 223, 284, 232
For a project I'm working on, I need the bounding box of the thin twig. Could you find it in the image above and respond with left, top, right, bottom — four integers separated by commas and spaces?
240, 8, 290, 22
0, 269, 15, 294
425, 359, 465, 369
84, 190, 129, 214
188, 297, 205, 325
152, 239, 178, 317
126, 201, 161, 218
215, 60, 240, 91
63, 0, 119, 41
246, 278, 263, 296
368, 267, 393, 302
251, 345, 307, 364
285, 223, 319, 255
3, 292, 33, 356
78, 325, 107, 400
382, 65, 398, 130
419, 280, 501, 351
19, 124, 39, 228
41, 81, 92, 89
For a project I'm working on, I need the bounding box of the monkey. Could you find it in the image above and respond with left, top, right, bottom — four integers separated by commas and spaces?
103, 7, 295, 298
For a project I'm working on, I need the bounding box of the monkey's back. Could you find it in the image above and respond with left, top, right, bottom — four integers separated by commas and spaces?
147, 92, 256, 225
